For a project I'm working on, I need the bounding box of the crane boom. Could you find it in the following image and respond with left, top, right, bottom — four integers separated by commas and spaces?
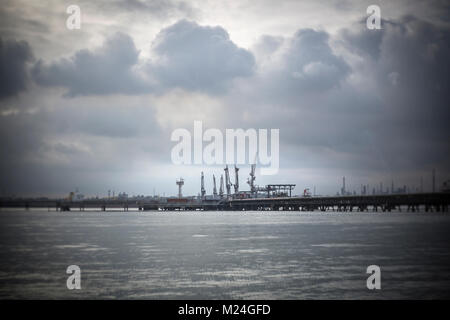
234, 165, 239, 194
247, 163, 256, 194
201, 171, 206, 198
219, 174, 224, 198
213, 175, 217, 197
224, 165, 231, 197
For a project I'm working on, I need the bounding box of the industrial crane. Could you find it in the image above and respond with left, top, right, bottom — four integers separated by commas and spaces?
224, 165, 232, 197
247, 163, 256, 195
213, 175, 217, 197
234, 165, 239, 194
201, 171, 206, 198
219, 174, 224, 198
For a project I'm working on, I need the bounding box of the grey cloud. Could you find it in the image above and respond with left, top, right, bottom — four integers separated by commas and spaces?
31, 20, 255, 96
254, 28, 350, 103
341, 16, 449, 141
225, 16, 449, 181
0, 3, 49, 37
0, 102, 169, 195
1, 2, 449, 197
293, 16, 450, 174
339, 20, 386, 60
284, 29, 350, 92
0, 37, 34, 99
373, 17, 450, 171
31, 32, 149, 96
251, 35, 284, 60
112, 0, 197, 18
149, 20, 256, 94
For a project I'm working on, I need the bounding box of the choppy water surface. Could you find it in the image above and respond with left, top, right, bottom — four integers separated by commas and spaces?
0, 210, 449, 299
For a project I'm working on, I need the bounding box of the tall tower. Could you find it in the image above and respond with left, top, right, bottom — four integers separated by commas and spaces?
176, 178, 184, 198
247, 163, 256, 195
219, 174, 224, 198
341, 176, 346, 195
213, 175, 217, 197
224, 165, 231, 197
201, 172, 206, 198
234, 165, 239, 194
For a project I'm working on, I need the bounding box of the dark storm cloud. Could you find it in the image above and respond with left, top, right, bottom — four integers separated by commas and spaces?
339, 20, 387, 60
0, 37, 34, 99
0, 102, 169, 195
1, 4, 449, 196
280, 16, 450, 176
149, 20, 256, 94
31, 32, 148, 96
225, 16, 449, 179
339, 16, 450, 169
286, 29, 350, 91
253, 28, 350, 104
31, 20, 255, 96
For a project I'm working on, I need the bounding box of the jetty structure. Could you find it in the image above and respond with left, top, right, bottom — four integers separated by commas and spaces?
1, 165, 449, 213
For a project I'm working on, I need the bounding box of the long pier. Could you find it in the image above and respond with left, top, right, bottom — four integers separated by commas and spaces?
1, 192, 449, 212
228, 192, 449, 212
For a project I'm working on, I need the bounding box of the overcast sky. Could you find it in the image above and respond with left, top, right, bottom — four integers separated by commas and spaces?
0, 0, 449, 197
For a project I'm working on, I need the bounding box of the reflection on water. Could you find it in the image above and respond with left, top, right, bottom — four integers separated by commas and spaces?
0, 210, 449, 299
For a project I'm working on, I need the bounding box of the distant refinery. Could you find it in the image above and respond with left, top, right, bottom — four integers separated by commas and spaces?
1, 164, 448, 213
168, 166, 445, 203
56, 166, 449, 203
338, 169, 443, 196
175, 164, 296, 201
